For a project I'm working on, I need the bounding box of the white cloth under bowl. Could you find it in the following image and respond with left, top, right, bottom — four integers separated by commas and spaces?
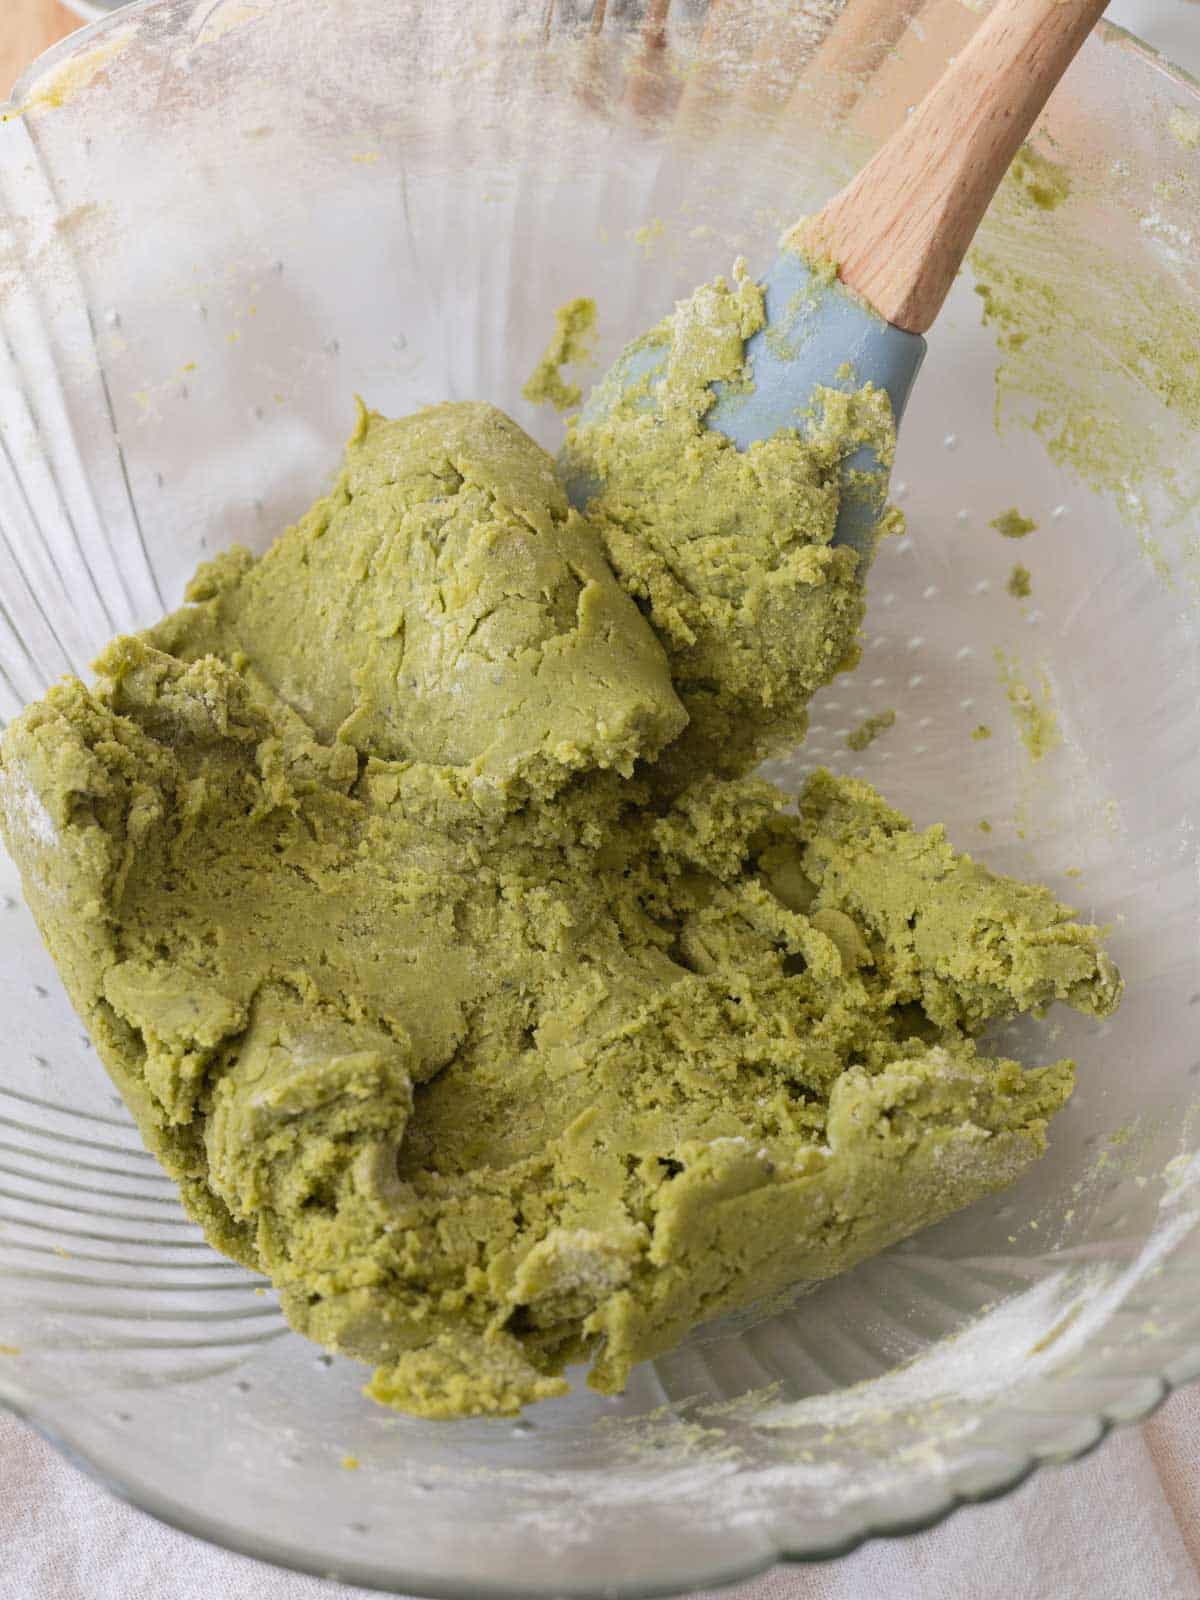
3, 1390, 1200, 1600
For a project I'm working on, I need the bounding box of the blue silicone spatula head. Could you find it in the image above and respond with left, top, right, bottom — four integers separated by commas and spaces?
562, 251, 924, 567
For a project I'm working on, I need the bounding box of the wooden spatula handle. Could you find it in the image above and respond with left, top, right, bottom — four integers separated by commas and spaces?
797, 0, 1108, 334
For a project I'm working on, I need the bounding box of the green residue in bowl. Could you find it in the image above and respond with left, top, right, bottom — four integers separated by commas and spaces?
846, 709, 895, 751
997, 650, 1060, 763
0, 268, 1122, 1423
971, 159, 1200, 587
1007, 564, 1032, 599
1008, 144, 1071, 212
1169, 106, 1200, 151
522, 297, 597, 412
990, 508, 1037, 540
9, 36, 131, 120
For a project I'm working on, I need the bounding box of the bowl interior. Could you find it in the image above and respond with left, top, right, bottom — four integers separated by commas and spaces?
2, 2, 1200, 1593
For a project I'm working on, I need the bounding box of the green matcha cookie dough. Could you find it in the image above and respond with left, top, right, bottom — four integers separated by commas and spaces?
0, 270, 1121, 1421
561, 263, 891, 780
171, 400, 685, 799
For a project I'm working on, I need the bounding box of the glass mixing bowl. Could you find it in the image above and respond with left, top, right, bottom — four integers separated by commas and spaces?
2, 0, 1199, 1592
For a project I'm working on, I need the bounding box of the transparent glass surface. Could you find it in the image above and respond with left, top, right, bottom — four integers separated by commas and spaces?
61, 1, 125, 21
1, 2, 1199, 1593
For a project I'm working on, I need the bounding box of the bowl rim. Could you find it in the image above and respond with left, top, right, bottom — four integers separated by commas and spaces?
3, 4, 1200, 1596
59, 0, 118, 22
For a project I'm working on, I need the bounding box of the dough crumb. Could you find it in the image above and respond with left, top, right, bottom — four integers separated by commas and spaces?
632, 218, 665, 257
846, 709, 895, 751
991, 508, 1038, 539
1007, 564, 1032, 598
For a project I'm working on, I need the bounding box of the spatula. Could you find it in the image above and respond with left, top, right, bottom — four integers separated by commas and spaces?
566, 0, 1108, 561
